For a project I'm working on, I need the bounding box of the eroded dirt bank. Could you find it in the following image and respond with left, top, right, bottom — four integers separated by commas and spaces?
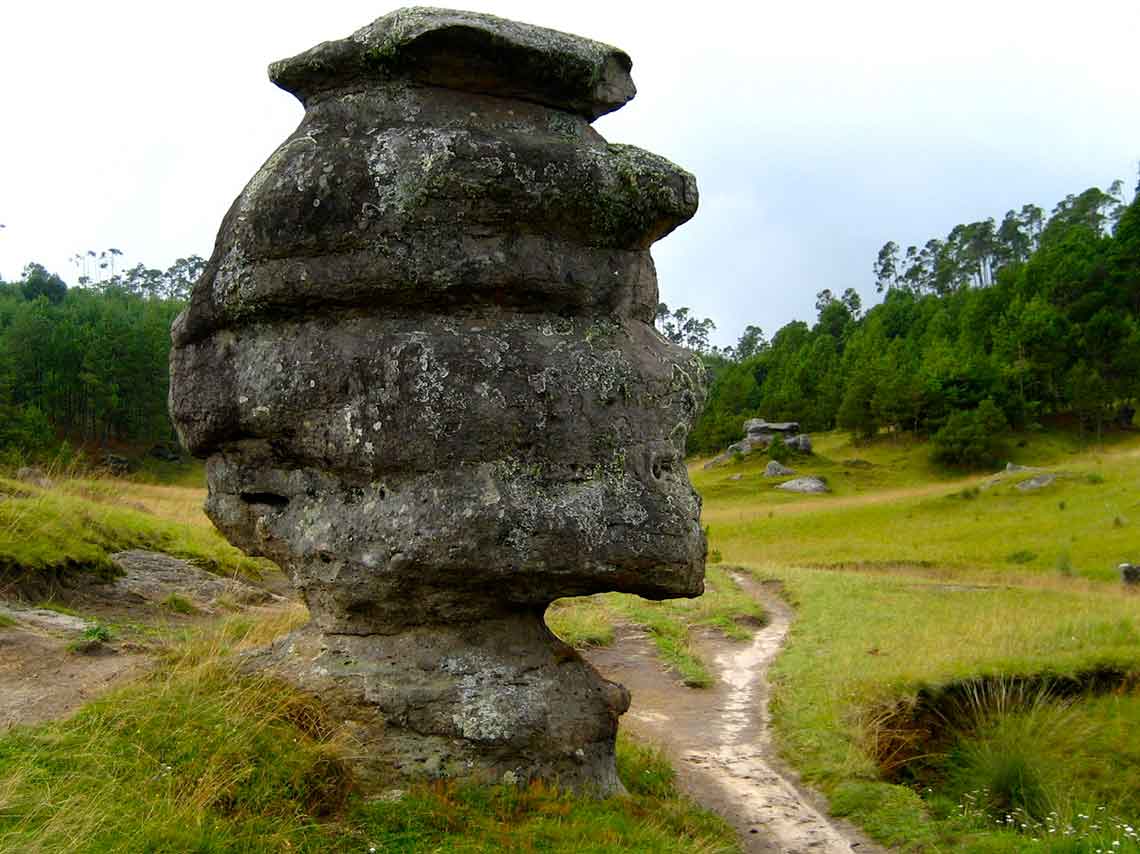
587, 574, 882, 853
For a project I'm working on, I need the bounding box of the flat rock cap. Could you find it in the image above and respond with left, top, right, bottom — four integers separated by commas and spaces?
270, 6, 636, 120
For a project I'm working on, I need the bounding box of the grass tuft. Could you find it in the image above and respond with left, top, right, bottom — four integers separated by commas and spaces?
1005, 550, 1036, 565
159, 592, 197, 615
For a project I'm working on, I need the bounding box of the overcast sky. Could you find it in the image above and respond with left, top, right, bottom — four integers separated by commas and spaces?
2, 0, 1137, 347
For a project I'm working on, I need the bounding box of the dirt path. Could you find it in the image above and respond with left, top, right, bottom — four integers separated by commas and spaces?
587, 574, 882, 854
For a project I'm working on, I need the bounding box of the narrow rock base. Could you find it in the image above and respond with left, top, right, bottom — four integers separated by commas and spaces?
244, 612, 630, 793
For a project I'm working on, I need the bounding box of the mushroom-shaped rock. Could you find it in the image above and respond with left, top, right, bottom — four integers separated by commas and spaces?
170, 8, 705, 794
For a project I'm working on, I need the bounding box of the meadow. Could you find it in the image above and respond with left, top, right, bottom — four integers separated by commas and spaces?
2, 430, 1139, 852
0, 461, 737, 853
691, 430, 1140, 852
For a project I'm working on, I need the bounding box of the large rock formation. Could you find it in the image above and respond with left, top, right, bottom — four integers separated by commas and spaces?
704, 418, 812, 468
169, 8, 705, 793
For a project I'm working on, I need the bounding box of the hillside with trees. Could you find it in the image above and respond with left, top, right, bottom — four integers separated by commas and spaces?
4, 176, 1139, 467
687, 177, 1140, 460
0, 255, 202, 459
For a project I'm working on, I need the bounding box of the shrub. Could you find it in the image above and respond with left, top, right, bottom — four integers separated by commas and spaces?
1056, 548, 1073, 576
82, 623, 113, 643
930, 399, 1009, 467
160, 593, 197, 615
768, 434, 790, 463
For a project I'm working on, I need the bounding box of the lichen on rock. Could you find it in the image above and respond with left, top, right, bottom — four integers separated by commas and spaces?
169, 7, 705, 794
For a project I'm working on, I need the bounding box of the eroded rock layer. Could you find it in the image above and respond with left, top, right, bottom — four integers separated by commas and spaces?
170, 6, 705, 792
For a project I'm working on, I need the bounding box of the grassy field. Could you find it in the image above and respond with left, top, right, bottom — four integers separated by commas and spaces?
547, 564, 766, 687
0, 462, 738, 853
0, 469, 266, 585
687, 429, 1140, 852
4, 432, 1139, 852
0, 609, 736, 853
694, 430, 1140, 581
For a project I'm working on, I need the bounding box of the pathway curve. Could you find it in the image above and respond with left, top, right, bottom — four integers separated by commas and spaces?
587, 574, 883, 853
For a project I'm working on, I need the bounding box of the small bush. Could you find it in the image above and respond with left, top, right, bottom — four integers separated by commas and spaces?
1006, 550, 1037, 564
160, 593, 197, 615
709, 549, 723, 564
768, 434, 790, 463
1087, 472, 1106, 485
931, 399, 1009, 467
67, 624, 113, 654
82, 623, 113, 643
1056, 549, 1073, 576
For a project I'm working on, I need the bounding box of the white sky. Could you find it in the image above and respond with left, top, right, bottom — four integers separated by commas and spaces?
2, 0, 1138, 347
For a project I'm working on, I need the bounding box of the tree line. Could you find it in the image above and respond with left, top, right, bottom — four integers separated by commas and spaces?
4, 171, 1138, 465
0, 255, 203, 458
687, 175, 1140, 459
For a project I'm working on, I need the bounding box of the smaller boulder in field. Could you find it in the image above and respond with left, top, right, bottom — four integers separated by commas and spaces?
764, 461, 796, 478
101, 453, 132, 477
15, 467, 52, 489
1016, 474, 1056, 492
785, 434, 812, 453
776, 476, 829, 494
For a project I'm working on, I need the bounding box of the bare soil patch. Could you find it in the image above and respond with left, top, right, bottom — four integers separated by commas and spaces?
0, 622, 148, 729
0, 551, 293, 731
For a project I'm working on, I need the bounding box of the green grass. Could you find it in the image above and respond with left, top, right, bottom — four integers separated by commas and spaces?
0, 476, 265, 584
683, 429, 1140, 850
545, 597, 616, 648
923, 691, 1140, 849
128, 457, 206, 488
159, 592, 197, 615
33, 600, 80, 616
0, 613, 14, 628
0, 613, 737, 853
736, 564, 1140, 851
547, 565, 766, 688
699, 432, 1140, 581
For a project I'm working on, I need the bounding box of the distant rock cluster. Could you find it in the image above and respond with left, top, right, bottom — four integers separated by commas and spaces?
705, 418, 812, 468
764, 461, 796, 477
